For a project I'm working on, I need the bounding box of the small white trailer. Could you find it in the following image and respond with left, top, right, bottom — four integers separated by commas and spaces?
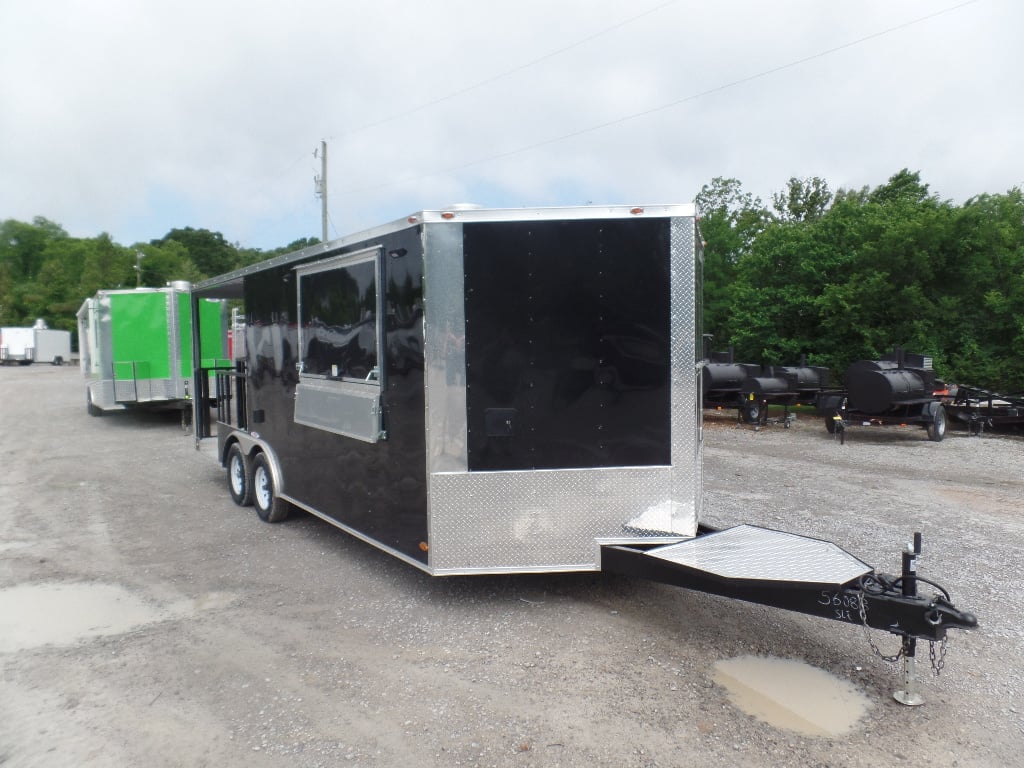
32, 319, 72, 365
0, 319, 72, 365
0, 326, 36, 364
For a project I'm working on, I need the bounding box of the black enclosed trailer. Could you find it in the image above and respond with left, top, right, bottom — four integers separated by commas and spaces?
190, 205, 974, 702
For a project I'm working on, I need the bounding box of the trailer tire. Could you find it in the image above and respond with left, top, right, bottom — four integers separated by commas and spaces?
741, 403, 761, 424
927, 404, 947, 442
825, 410, 838, 434
251, 452, 290, 523
226, 444, 253, 507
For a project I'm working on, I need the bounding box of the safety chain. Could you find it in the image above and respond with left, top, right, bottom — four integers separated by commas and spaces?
929, 636, 948, 676
857, 589, 904, 666
858, 583, 949, 676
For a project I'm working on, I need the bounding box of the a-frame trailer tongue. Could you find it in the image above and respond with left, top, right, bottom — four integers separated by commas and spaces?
602, 527, 977, 704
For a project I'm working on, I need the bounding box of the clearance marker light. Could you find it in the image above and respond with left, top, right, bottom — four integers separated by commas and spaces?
630, 207, 644, 215
441, 211, 456, 220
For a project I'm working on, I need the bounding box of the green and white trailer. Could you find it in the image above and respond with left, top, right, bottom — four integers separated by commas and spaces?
77, 282, 229, 415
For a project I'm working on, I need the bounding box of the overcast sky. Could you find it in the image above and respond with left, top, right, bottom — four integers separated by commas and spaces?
1, 0, 1020, 251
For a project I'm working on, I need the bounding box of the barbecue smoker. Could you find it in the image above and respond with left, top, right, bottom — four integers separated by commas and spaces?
818, 348, 948, 442
702, 348, 827, 425
190, 205, 975, 703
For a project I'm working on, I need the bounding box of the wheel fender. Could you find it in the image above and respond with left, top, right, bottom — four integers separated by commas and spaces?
923, 400, 943, 422
816, 393, 843, 413
222, 432, 285, 498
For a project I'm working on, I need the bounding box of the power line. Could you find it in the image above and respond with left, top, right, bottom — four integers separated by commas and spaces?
337, 0, 981, 197
325, 0, 680, 141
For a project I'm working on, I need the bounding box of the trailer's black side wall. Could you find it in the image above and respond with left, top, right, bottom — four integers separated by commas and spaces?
244, 226, 428, 563
462, 219, 671, 471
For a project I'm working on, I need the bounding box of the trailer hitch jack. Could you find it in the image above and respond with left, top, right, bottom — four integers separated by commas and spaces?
885, 533, 978, 705
893, 534, 926, 705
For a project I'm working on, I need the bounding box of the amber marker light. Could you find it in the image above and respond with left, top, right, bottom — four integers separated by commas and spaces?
407, 215, 418, 224
441, 211, 456, 220
630, 207, 644, 215
419, 541, 429, 552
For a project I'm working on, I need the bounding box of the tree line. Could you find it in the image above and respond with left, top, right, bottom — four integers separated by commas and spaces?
2, 169, 1022, 390
0, 222, 317, 339
697, 170, 1023, 392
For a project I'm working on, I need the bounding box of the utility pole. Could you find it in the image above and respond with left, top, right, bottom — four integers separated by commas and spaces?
314, 140, 328, 243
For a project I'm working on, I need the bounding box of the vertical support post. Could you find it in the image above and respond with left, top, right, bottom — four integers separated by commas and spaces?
190, 291, 205, 448
320, 140, 328, 243
894, 533, 925, 706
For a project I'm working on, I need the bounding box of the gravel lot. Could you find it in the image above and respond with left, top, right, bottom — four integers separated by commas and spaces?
1, 364, 1021, 767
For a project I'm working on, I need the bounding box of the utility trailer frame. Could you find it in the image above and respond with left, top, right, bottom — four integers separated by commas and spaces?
817, 392, 948, 444
191, 205, 975, 702
942, 383, 1024, 434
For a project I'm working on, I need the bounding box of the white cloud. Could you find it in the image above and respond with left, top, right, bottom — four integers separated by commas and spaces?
1, 0, 1021, 251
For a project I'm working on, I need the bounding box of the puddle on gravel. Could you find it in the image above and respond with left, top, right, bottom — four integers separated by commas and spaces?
713, 655, 869, 737
0, 582, 234, 653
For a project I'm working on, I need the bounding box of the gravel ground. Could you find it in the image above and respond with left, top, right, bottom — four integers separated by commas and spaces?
1, 365, 1021, 767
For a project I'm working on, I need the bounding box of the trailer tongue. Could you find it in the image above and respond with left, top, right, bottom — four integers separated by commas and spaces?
602, 526, 976, 704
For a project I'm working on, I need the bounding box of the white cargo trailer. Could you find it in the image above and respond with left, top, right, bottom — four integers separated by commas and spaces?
32, 319, 72, 365
0, 319, 72, 365
0, 326, 36, 364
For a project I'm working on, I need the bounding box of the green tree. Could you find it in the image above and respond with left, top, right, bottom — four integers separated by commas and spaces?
771, 176, 832, 223
0, 217, 71, 325
695, 177, 770, 351
79, 234, 134, 297
939, 188, 1024, 390
0, 217, 67, 282
726, 170, 961, 378
151, 227, 238, 278
133, 240, 203, 287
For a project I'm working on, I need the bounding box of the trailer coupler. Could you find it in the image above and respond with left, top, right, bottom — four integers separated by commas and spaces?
856, 534, 977, 704
600, 526, 977, 704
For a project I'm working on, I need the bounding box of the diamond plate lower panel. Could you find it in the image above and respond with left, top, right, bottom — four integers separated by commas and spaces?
113, 378, 181, 403
429, 467, 697, 572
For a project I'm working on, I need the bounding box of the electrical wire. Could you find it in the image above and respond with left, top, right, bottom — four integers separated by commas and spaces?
336, 0, 981, 198
324, 0, 681, 141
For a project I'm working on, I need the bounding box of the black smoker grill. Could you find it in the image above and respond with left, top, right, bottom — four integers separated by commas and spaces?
702, 348, 828, 425
817, 348, 948, 442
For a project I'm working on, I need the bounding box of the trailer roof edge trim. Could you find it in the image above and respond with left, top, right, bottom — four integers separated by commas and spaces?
191, 203, 697, 298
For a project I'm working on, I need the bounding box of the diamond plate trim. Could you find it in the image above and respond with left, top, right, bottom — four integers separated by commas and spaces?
650, 525, 872, 586
429, 467, 694, 572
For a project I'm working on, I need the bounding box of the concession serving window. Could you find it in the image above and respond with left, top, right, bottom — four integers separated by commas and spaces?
293, 247, 385, 442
